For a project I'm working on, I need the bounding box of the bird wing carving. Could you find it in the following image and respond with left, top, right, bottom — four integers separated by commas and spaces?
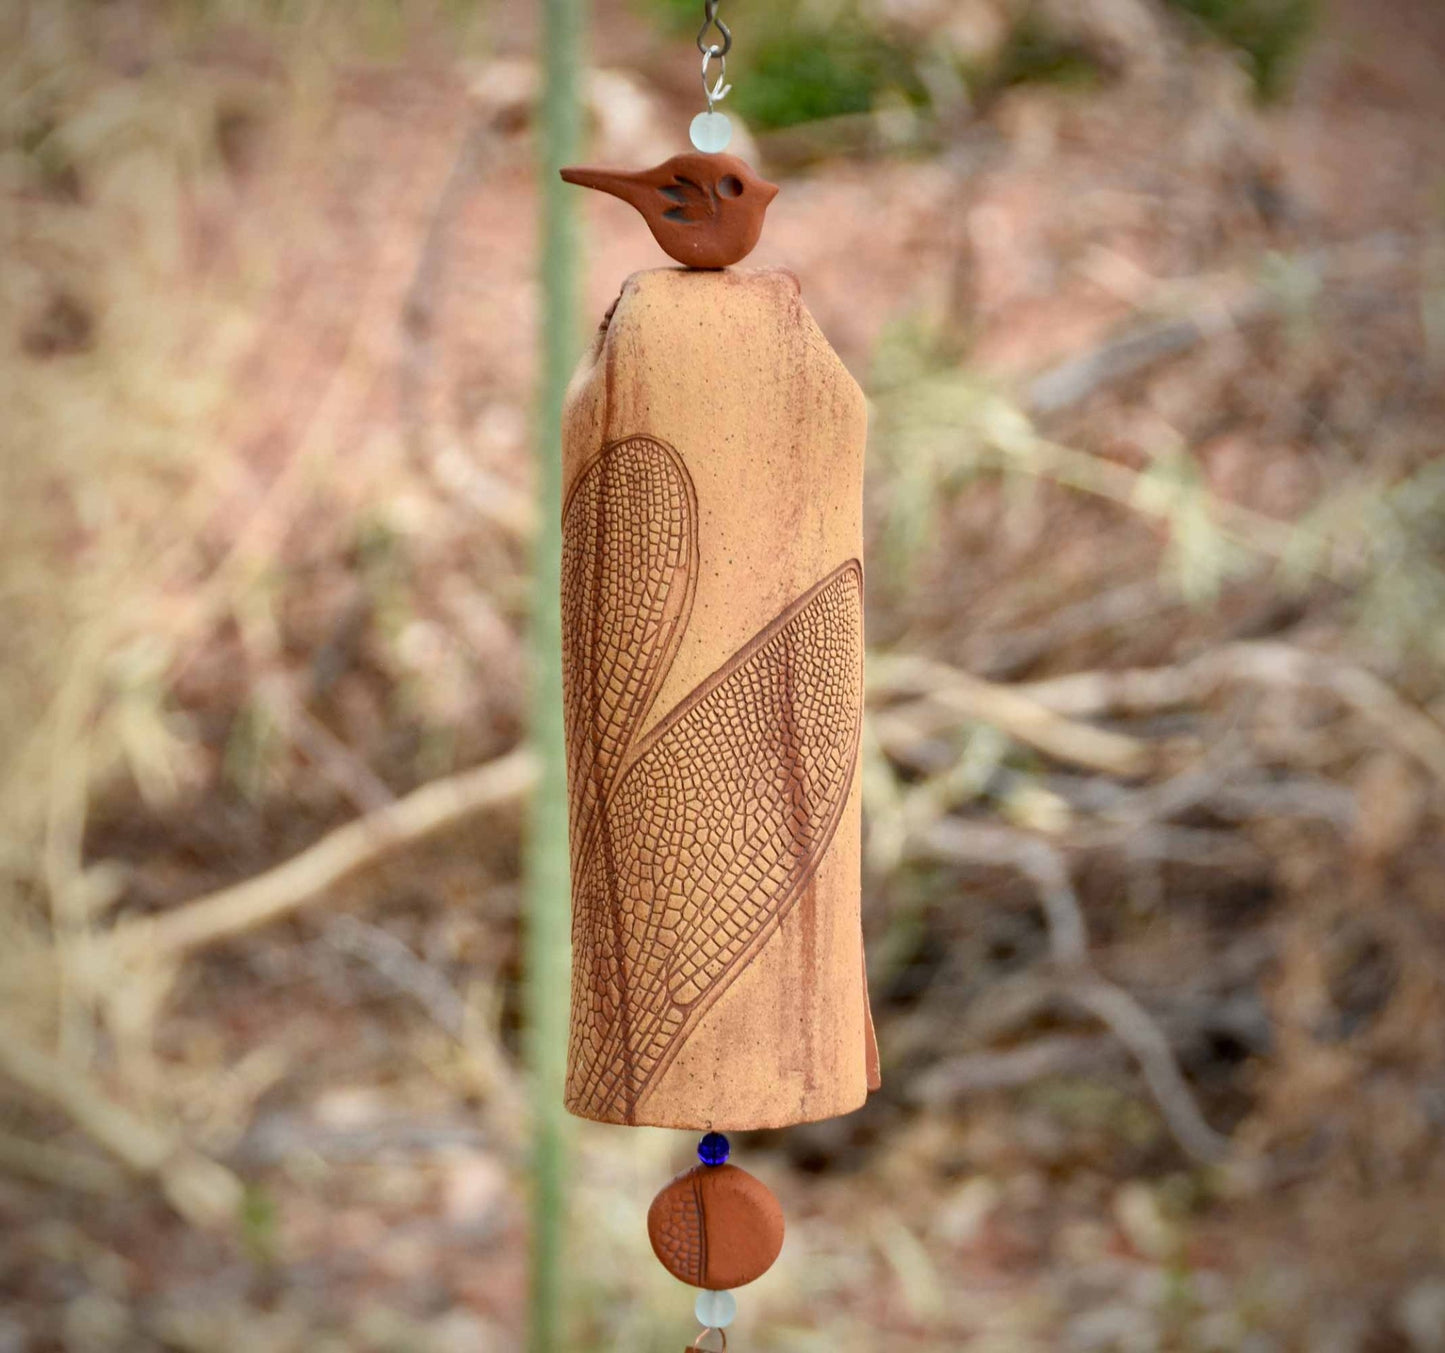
561, 436, 697, 875
657, 175, 716, 224
566, 560, 864, 1123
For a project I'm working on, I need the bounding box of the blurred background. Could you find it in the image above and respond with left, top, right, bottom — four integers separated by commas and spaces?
3, 0, 1445, 1348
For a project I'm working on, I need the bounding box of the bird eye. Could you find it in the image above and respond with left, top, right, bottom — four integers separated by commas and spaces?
717, 175, 743, 199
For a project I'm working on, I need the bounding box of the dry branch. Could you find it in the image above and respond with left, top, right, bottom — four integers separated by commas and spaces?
0, 1130, 128, 1197
1026, 311, 1247, 420
911, 817, 1230, 1164
1024, 232, 1411, 418
878, 633, 1435, 1167
0, 750, 534, 1216
1016, 642, 1445, 786
397, 113, 535, 542
912, 1033, 1125, 1104
325, 915, 467, 1039
1063, 974, 1232, 1164
872, 654, 1154, 778
878, 640, 1445, 790
112, 748, 535, 962
0, 1032, 241, 1226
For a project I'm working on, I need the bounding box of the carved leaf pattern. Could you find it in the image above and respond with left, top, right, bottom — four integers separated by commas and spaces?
657, 175, 715, 224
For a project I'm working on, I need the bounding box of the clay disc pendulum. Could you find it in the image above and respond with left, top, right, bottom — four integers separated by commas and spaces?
558, 3, 880, 1345
649, 1135, 785, 1291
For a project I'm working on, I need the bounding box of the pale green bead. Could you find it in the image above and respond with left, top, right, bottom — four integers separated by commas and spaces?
689, 111, 733, 154
694, 1289, 737, 1328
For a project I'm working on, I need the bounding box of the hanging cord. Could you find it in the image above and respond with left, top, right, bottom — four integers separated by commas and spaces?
697, 0, 733, 111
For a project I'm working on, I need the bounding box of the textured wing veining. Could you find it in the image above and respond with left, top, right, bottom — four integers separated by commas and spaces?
561, 436, 697, 872
566, 561, 864, 1123
648, 1175, 706, 1286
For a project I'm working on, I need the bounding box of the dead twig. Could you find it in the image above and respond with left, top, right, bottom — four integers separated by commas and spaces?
912, 1033, 1125, 1105
0, 1032, 242, 1226
1024, 232, 1411, 418
1027, 312, 1240, 420
397, 114, 534, 541
256, 673, 397, 815
962, 579, 1177, 679
1062, 973, 1232, 1165
1016, 642, 1445, 787
234, 1112, 490, 1167
324, 915, 467, 1039
111, 748, 535, 962
0, 1130, 128, 1197
3, 751, 535, 1208
872, 654, 1155, 778
912, 817, 1231, 1164
1041, 768, 1356, 828
919, 818, 1087, 965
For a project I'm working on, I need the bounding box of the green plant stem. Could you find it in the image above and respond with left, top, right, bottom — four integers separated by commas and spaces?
527, 0, 583, 1348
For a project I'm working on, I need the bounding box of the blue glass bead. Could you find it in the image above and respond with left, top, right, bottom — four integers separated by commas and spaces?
697, 1132, 730, 1167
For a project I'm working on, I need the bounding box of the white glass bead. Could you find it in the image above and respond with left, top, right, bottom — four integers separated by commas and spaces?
694, 1289, 737, 1329
689, 111, 733, 154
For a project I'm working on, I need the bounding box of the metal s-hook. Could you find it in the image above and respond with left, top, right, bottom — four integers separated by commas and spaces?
696, 0, 732, 59
697, 0, 734, 112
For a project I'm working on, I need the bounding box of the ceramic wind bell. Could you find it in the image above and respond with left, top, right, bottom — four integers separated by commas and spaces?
560, 5, 879, 1346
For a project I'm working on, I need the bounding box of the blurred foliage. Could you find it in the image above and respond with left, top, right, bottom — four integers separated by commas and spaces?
1163, 0, 1318, 99
167, 0, 485, 57
639, 0, 1317, 127
870, 314, 1445, 665
732, 19, 930, 131
986, 14, 1105, 95
643, 0, 930, 129
1339, 460, 1445, 669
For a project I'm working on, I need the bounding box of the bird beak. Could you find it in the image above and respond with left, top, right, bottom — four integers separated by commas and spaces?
758, 177, 781, 205
560, 165, 644, 207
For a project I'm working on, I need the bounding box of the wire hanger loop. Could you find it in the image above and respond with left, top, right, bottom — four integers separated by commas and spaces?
697, 1, 734, 111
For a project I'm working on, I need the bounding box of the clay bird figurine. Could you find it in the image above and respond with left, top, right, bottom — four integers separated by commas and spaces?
560, 151, 779, 270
